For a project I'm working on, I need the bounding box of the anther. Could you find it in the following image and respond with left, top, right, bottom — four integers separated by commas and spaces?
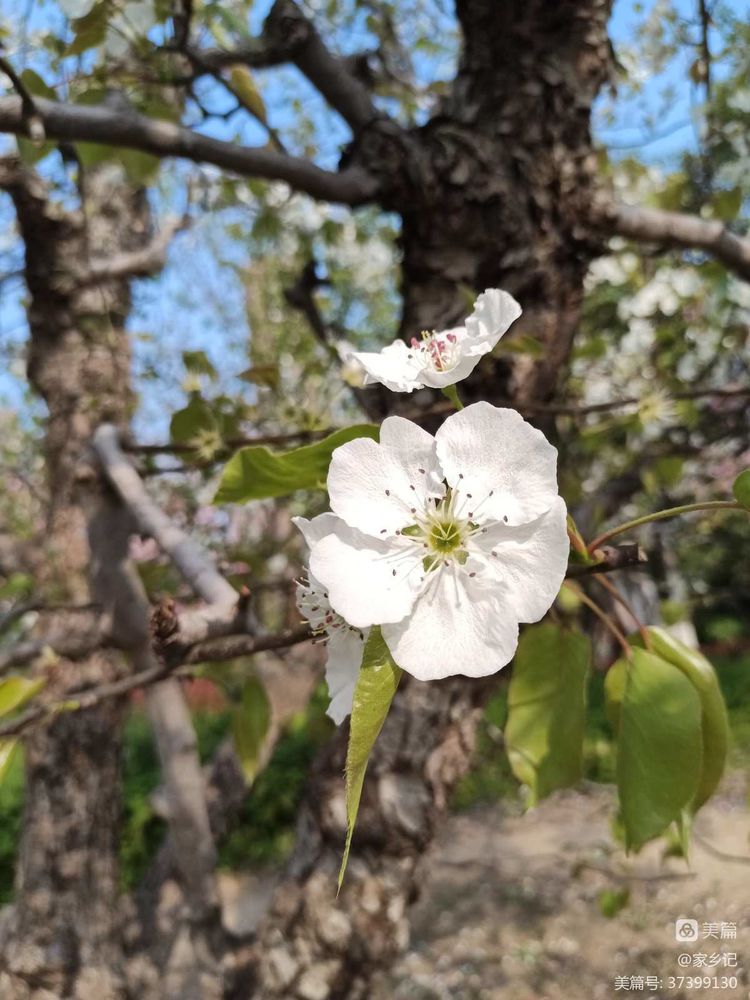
385, 489, 390, 496
503, 515, 508, 523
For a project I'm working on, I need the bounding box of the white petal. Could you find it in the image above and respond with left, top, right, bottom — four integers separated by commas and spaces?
418, 351, 481, 388
292, 512, 343, 548
435, 402, 559, 525
382, 567, 519, 680
353, 340, 424, 393
325, 628, 366, 724
327, 424, 442, 536
464, 288, 522, 353
378, 416, 444, 497
469, 497, 569, 622
309, 525, 421, 628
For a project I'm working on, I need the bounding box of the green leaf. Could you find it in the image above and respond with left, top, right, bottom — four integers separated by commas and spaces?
228, 66, 267, 123
0, 740, 19, 784
214, 424, 379, 503
598, 887, 630, 918
711, 187, 743, 222
339, 627, 402, 889
497, 333, 545, 358
231, 677, 271, 784
615, 647, 702, 851
19, 69, 56, 100
182, 350, 217, 379
732, 469, 750, 509
16, 136, 56, 167
635, 628, 729, 812
238, 364, 280, 390
505, 623, 590, 806
0, 676, 45, 718
170, 394, 217, 444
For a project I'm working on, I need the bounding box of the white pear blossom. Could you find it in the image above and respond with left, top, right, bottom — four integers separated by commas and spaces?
294, 515, 366, 724
295, 403, 569, 682
352, 289, 521, 392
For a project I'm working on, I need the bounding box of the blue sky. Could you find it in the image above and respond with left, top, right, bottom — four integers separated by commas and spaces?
0, 0, 744, 437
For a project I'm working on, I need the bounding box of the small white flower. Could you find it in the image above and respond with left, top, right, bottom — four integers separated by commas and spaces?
352, 289, 522, 392
295, 403, 569, 681
295, 515, 366, 724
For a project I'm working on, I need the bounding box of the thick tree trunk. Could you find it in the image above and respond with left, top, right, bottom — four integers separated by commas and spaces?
253, 4, 612, 998
0, 161, 150, 999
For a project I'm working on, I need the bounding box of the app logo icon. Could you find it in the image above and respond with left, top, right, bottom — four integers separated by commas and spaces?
675, 919, 699, 943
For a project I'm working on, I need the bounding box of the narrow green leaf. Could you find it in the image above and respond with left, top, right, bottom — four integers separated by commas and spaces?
231, 677, 271, 784
339, 627, 402, 889
635, 627, 729, 812
505, 623, 590, 806
0, 676, 45, 718
214, 424, 379, 503
732, 469, 750, 509
616, 648, 702, 851
228, 66, 267, 122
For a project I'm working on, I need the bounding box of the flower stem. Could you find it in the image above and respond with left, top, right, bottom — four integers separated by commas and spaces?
595, 575, 652, 651
563, 582, 632, 659
441, 384, 464, 410
587, 500, 742, 554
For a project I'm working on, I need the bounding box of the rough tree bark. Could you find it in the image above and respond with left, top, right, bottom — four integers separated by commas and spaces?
252, 3, 614, 998
0, 159, 203, 999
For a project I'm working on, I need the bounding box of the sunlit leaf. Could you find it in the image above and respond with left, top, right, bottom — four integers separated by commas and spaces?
229, 67, 267, 123
339, 627, 402, 888
634, 627, 729, 811
614, 648, 702, 851
0, 676, 45, 718
505, 623, 590, 805
214, 424, 379, 503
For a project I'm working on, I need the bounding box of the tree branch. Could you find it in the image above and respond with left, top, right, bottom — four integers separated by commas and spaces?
0, 626, 312, 740
93, 424, 238, 608
0, 96, 379, 205
263, 0, 380, 133
595, 200, 750, 282
83, 214, 188, 283
0, 54, 44, 140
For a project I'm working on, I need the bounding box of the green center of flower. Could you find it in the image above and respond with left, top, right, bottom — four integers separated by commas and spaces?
428, 519, 463, 553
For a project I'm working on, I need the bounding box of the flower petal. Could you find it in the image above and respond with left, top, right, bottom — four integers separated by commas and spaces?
309, 524, 421, 628
382, 567, 519, 680
464, 288, 522, 354
292, 512, 343, 548
417, 350, 481, 388
353, 339, 424, 393
325, 628, 366, 724
469, 497, 569, 621
328, 420, 443, 536
436, 401, 559, 525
